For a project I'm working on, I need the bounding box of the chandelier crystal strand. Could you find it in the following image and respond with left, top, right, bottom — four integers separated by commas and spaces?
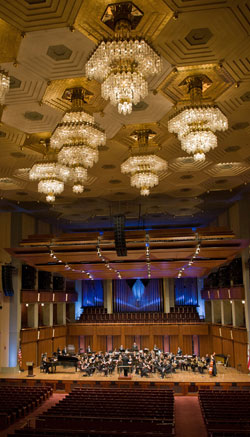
0, 71, 10, 104
85, 3, 161, 115
121, 130, 167, 196
168, 76, 228, 160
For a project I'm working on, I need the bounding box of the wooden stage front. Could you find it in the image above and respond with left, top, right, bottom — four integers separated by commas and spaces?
1, 365, 250, 395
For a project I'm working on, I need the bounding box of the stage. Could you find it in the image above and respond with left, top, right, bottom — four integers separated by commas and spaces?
0, 365, 250, 395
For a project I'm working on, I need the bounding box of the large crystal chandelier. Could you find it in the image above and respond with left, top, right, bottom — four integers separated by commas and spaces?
0, 70, 10, 104
50, 87, 106, 193
85, 2, 162, 115
121, 129, 167, 196
168, 76, 228, 161
29, 159, 69, 203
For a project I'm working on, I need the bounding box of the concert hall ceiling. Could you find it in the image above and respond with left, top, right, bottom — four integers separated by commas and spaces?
7, 228, 248, 279
0, 0, 249, 231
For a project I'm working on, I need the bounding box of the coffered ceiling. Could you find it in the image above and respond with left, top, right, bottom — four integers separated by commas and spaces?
0, 0, 249, 232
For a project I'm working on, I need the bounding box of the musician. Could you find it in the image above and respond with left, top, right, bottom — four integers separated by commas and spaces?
198, 356, 207, 374
87, 345, 92, 354
177, 346, 182, 356
62, 346, 67, 356
211, 352, 217, 376
121, 353, 130, 377
119, 345, 125, 352
191, 356, 198, 372
132, 342, 138, 352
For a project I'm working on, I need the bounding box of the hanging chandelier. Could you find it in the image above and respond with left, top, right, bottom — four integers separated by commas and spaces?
50, 87, 105, 150
85, 2, 162, 115
50, 87, 106, 193
0, 70, 10, 104
29, 159, 69, 203
168, 76, 228, 161
121, 129, 167, 196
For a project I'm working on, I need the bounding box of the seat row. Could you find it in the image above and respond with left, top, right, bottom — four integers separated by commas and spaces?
199, 390, 250, 435
0, 386, 52, 430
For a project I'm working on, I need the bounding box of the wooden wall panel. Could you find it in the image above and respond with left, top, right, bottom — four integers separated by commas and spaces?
84, 335, 93, 351
212, 336, 222, 354
140, 336, 149, 350
38, 339, 52, 361
21, 342, 37, 370
125, 335, 134, 349
154, 335, 163, 350
222, 338, 234, 367
67, 335, 79, 354
170, 335, 179, 354
199, 336, 210, 358
53, 336, 67, 353
98, 336, 107, 352
234, 342, 248, 373
21, 329, 37, 343
112, 335, 121, 351
54, 326, 67, 337
183, 335, 192, 355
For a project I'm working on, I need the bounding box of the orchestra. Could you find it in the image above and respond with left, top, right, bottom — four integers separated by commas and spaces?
40, 344, 218, 378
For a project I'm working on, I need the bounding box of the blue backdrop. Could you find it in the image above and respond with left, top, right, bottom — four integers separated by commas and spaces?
82, 280, 104, 307
113, 279, 163, 312
175, 277, 198, 306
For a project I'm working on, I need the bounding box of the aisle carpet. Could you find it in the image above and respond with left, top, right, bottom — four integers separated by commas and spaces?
175, 396, 207, 437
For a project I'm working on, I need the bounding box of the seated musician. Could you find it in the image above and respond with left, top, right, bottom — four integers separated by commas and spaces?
198, 356, 207, 374
87, 344, 92, 354
141, 361, 151, 377
62, 346, 67, 356
191, 355, 198, 372
119, 344, 125, 352
41, 352, 51, 374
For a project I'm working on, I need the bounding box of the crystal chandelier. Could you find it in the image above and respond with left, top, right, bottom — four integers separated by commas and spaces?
121, 129, 167, 195
50, 87, 106, 193
50, 88, 105, 150
29, 159, 69, 203
0, 70, 10, 104
85, 2, 162, 115
168, 76, 228, 161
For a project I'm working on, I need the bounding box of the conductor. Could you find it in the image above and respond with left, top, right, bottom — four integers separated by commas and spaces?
121, 353, 130, 377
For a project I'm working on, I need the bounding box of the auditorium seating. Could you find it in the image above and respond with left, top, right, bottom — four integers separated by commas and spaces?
7, 388, 174, 437
0, 385, 53, 430
79, 306, 201, 323
199, 389, 250, 436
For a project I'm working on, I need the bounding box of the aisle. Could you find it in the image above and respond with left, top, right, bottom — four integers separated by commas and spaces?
175, 396, 207, 437
1, 393, 66, 437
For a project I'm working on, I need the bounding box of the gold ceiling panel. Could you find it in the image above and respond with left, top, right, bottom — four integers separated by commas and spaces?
113, 122, 169, 149
42, 77, 107, 114
23, 132, 51, 156
0, 0, 82, 32
74, 0, 173, 43
0, 19, 22, 63
157, 64, 234, 105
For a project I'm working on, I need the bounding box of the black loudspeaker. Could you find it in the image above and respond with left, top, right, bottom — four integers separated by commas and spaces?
22, 264, 36, 290
38, 270, 52, 290
114, 215, 127, 256
2, 265, 15, 296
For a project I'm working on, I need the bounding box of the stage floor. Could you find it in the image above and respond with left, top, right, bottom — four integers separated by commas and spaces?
0, 364, 249, 384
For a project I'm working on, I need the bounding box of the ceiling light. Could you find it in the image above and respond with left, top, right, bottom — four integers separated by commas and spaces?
168, 76, 228, 161
29, 159, 69, 203
121, 129, 167, 196
50, 87, 105, 150
85, 2, 161, 115
0, 70, 10, 104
